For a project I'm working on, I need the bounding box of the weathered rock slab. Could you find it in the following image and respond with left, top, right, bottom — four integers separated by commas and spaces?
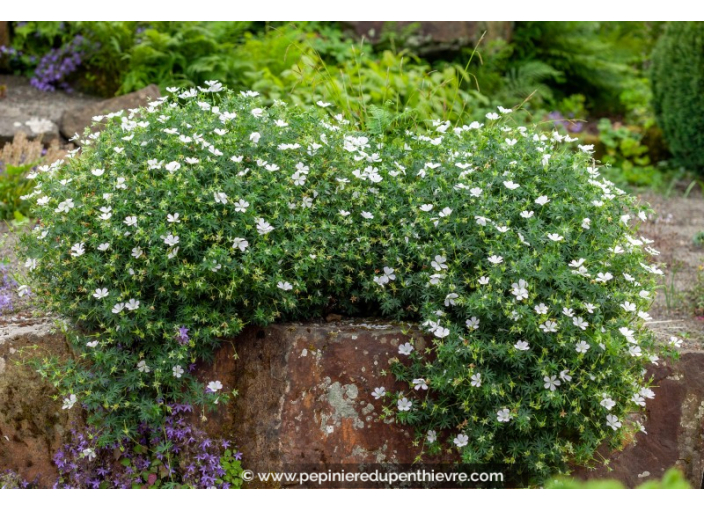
0, 317, 83, 485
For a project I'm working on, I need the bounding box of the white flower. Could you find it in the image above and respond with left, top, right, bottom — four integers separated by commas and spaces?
316, 101, 331, 107
251, 108, 263, 118
486, 112, 499, 120
540, 320, 558, 333
534, 303, 548, 315
232, 238, 249, 252
93, 288, 109, 299
573, 317, 588, 330
124, 216, 137, 227
669, 336, 683, 348
453, 434, 469, 448
497, 408, 511, 422
495, 226, 509, 233
469, 187, 483, 197
505, 138, 518, 146
514, 340, 530, 351
339, 210, 350, 217
374, 267, 396, 286
511, 279, 529, 301
559, 370, 572, 382
419, 204, 433, 212
619, 327, 636, 342
503, 181, 520, 190
62, 394, 77, 410
185, 158, 199, 165
214, 192, 228, 204
575, 341, 590, 353
167, 213, 180, 223
595, 272, 613, 283
163, 234, 180, 247
620, 301, 637, 312
581, 218, 591, 229
471, 373, 482, 387
498, 106, 512, 114
398, 342, 414, 355
86, 340, 99, 348
600, 396, 616, 410
172, 365, 184, 378
131, 247, 143, 258
207, 381, 223, 392
137, 360, 150, 373
584, 303, 596, 314
249, 132, 261, 143
547, 233, 563, 242
361, 211, 374, 220
17, 285, 30, 297
544, 375, 561, 391
475, 216, 489, 226
640, 387, 656, 400
265, 163, 280, 172
427, 322, 448, 338
438, 207, 452, 218
397, 397, 413, 412
413, 378, 428, 391
629, 345, 642, 357
81, 448, 96, 461
426, 430, 437, 443
125, 298, 140, 311
277, 281, 293, 291
631, 393, 646, 407
520, 211, 534, 218
56, 199, 75, 213
478, 276, 490, 285
431, 255, 448, 272
578, 144, 595, 154
487, 255, 503, 265
535, 196, 550, 206
606, 414, 622, 430
371, 387, 386, 399
167, 248, 179, 259
256, 218, 274, 235
165, 161, 181, 173
562, 307, 574, 317
112, 303, 125, 314
466, 317, 480, 330
444, 293, 459, 306
70, 242, 85, 257
91, 168, 105, 176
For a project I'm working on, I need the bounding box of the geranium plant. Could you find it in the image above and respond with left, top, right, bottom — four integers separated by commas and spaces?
18, 83, 673, 483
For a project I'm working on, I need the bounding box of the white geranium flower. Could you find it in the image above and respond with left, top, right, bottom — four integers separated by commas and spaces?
573, 317, 588, 330
497, 408, 511, 422
520, 211, 534, 218
137, 360, 150, 373
478, 276, 490, 285
167, 213, 180, 223
56, 199, 75, 213
534, 303, 548, 315
398, 342, 414, 355
413, 378, 428, 390
487, 255, 503, 265
339, 210, 350, 217
277, 281, 293, 291
466, 317, 480, 330
595, 272, 613, 283
559, 370, 572, 382
669, 336, 683, 348
540, 320, 558, 333
124, 216, 137, 227
163, 234, 179, 247
207, 381, 223, 392
112, 303, 125, 314
420, 204, 433, 212
426, 430, 437, 443
620, 301, 637, 312
431, 255, 448, 271
397, 397, 412, 412
503, 181, 520, 190
93, 288, 109, 299
91, 168, 105, 176
575, 341, 590, 353
514, 340, 530, 351
165, 161, 181, 173
214, 192, 228, 204
606, 414, 622, 430
70, 242, 85, 257
361, 211, 374, 220
256, 218, 274, 235
371, 387, 386, 399
62, 394, 78, 410
511, 279, 529, 301
131, 247, 143, 258
544, 375, 561, 391
547, 233, 563, 241
453, 434, 469, 448
172, 365, 184, 378
125, 299, 140, 311
471, 373, 482, 387
232, 238, 248, 252
535, 196, 550, 206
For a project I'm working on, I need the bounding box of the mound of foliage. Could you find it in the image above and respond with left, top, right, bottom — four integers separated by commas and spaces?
651, 22, 704, 174
19, 84, 672, 485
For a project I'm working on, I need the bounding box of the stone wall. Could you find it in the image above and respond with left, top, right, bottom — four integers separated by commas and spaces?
2, 318, 702, 488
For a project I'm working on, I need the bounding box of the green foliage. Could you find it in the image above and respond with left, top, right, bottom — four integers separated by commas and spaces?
0, 163, 35, 220
651, 22, 704, 174
546, 468, 690, 489
218, 449, 245, 488
19, 86, 672, 484
596, 118, 662, 188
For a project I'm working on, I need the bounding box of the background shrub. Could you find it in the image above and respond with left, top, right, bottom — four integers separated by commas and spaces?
19, 85, 670, 484
651, 22, 704, 174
